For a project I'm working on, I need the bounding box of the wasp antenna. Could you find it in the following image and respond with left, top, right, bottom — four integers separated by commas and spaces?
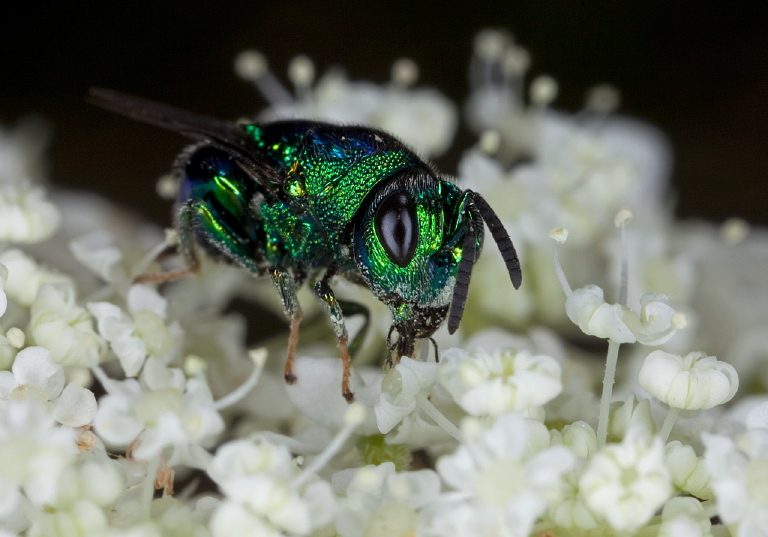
87, 88, 249, 144
447, 227, 478, 334
470, 192, 522, 289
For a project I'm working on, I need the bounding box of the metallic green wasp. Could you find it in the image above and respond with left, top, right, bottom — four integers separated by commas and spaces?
89, 88, 522, 402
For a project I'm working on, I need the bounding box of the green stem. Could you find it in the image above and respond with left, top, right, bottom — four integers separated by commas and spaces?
597, 339, 621, 446
659, 406, 681, 442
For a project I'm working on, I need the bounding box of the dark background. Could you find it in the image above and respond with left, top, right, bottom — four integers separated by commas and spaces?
3, 1, 767, 226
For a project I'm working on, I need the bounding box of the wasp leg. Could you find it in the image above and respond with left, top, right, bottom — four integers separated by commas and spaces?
314, 277, 355, 403
428, 336, 439, 363
386, 325, 397, 368
135, 199, 201, 284
337, 300, 370, 358
385, 325, 416, 368
270, 266, 302, 384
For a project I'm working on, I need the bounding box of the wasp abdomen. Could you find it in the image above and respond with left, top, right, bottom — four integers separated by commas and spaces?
179, 146, 269, 267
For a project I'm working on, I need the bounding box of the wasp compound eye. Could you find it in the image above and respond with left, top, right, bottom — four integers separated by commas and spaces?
374, 191, 419, 268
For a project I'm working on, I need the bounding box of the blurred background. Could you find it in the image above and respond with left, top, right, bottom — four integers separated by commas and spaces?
2, 1, 767, 226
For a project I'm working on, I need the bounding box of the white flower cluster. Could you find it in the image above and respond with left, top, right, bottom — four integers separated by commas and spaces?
0, 120, 59, 244
0, 28, 764, 537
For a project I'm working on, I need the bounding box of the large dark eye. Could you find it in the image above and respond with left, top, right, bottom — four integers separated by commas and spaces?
374, 191, 418, 268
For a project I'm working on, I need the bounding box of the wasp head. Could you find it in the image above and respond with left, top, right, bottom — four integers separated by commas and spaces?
352, 170, 521, 360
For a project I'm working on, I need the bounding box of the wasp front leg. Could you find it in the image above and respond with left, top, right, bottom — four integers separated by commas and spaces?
270, 266, 303, 385
314, 275, 355, 403
337, 300, 370, 358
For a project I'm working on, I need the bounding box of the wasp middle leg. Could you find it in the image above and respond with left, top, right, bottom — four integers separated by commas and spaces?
314, 269, 355, 403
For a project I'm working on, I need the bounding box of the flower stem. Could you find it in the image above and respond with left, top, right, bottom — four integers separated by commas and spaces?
292, 404, 364, 489
143, 456, 160, 516
552, 243, 572, 296
658, 406, 680, 442
91, 366, 113, 394
597, 339, 621, 446
618, 223, 629, 306
133, 238, 174, 279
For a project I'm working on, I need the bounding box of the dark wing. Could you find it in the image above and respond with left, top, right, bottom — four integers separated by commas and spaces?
87, 88, 283, 187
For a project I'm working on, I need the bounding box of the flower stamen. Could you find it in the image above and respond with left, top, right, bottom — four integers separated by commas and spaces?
212, 348, 267, 411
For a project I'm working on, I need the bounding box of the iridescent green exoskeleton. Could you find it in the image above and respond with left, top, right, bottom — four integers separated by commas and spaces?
89, 89, 522, 402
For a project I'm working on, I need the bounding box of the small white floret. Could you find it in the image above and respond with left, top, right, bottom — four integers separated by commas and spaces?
579, 427, 672, 531
664, 441, 712, 499
0, 184, 60, 243
0, 249, 72, 307
639, 350, 738, 410
433, 412, 574, 537
439, 347, 562, 416
703, 429, 768, 535
566, 285, 635, 343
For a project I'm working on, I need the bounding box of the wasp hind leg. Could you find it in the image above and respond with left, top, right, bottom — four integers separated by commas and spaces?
270, 266, 303, 385
135, 199, 202, 284
314, 274, 355, 403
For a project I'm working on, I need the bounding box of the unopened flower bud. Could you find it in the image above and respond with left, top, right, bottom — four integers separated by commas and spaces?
639, 350, 738, 410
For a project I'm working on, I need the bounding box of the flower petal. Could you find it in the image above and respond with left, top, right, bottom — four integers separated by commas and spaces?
11, 346, 64, 399
53, 382, 97, 427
